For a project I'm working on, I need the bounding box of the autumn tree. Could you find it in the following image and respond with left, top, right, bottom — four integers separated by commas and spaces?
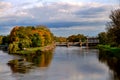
0, 36, 3, 45
67, 34, 86, 42
54, 36, 67, 42
9, 25, 54, 53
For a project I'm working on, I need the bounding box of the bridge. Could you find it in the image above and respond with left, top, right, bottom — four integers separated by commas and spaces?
55, 37, 99, 47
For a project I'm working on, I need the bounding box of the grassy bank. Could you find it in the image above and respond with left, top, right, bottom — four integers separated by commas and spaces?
97, 45, 120, 58
98, 45, 120, 79
11, 44, 55, 55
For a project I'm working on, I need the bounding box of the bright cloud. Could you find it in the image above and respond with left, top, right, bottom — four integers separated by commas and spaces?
0, 2, 112, 24
50, 26, 102, 31
0, 0, 118, 36
0, 1, 12, 11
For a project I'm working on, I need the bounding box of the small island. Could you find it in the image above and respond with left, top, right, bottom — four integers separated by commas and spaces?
7, 25, 55, 54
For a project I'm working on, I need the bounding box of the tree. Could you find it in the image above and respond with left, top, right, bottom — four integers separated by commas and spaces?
9, 42, 19, 53
98, 32, 108, 44
9, 25, 54, 53
54, 36, 67, 42
67, 34, 86, 42
107, 9, 120, 46
0, 36, 3, 45
31, 34, 42, 47
19, 39, 31, 50
2, 35, 10, 45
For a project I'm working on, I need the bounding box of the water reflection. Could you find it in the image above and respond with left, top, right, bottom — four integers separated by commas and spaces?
8, 50, 53, 73
25, 50, 53, 67
1, 47, 119, 80
51, 47, 109, 80
98, 50, 120, 80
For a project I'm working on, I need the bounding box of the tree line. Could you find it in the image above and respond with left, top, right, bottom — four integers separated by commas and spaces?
98, 9, 120, 47
0, 35, 9, 45
54, 34, 86, 43
0, 25, 87, 53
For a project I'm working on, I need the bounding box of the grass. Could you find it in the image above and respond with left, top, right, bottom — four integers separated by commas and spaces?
97, 44, 120, 52
97, 44, 120, 58
14, 44, 55, 55
16, 47, 43, 55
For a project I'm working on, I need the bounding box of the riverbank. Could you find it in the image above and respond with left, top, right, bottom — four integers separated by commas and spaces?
98, 45, 120, 79
10, 44, 55, 55
98, 46, 120, 80
97, 45, 120, 58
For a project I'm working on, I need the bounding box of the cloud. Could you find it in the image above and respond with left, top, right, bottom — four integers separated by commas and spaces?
0, 1, 114, 36
25, 3, 109, 22
50, 26, 101, 31
44, 21, 106, 28
0, 2, 112, 24
0, 1, 12, 17
0, 1, 12, 12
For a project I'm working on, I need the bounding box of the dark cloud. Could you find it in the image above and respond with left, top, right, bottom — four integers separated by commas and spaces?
44, 21, 106, 28
75, 6, 108, 18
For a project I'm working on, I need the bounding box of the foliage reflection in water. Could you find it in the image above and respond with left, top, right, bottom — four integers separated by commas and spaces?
8, 50, 54, 73
1, 47, 120, 80
98, 50, 120, 80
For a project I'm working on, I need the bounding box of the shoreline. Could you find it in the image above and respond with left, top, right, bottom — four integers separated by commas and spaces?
97, 45, 120, 59
9, 44, 56, 55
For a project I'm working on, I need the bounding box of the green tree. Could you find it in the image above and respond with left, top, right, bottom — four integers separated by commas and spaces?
9, 42, 19, 53
98, 32, 108, 44
19, 39, 31, 50
107, 9, 120, 46
2, 35, 10, 45
31, 34, 42, 47
9, 26, 54, 53
67, 34, 86, 42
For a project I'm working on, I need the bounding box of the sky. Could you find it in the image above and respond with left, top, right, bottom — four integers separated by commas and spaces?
0, 0, 118, 37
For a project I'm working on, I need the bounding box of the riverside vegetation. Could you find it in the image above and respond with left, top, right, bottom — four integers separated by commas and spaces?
0, 9, 120, 56
7, 25, 54, 54
0, 25, 87, 55
97, 9, 120, 79
98, 9, 120, 47
97, 9, 120, 69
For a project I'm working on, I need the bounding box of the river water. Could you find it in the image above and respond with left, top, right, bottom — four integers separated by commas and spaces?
0, 46, 119, 80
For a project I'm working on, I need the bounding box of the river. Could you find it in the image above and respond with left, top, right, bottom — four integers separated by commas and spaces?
0, 46, 119, 80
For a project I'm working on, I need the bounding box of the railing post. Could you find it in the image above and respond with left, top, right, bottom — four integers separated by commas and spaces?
79, 39, 82, 47
66, 40, 69, 47
86, 37, 88, 48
